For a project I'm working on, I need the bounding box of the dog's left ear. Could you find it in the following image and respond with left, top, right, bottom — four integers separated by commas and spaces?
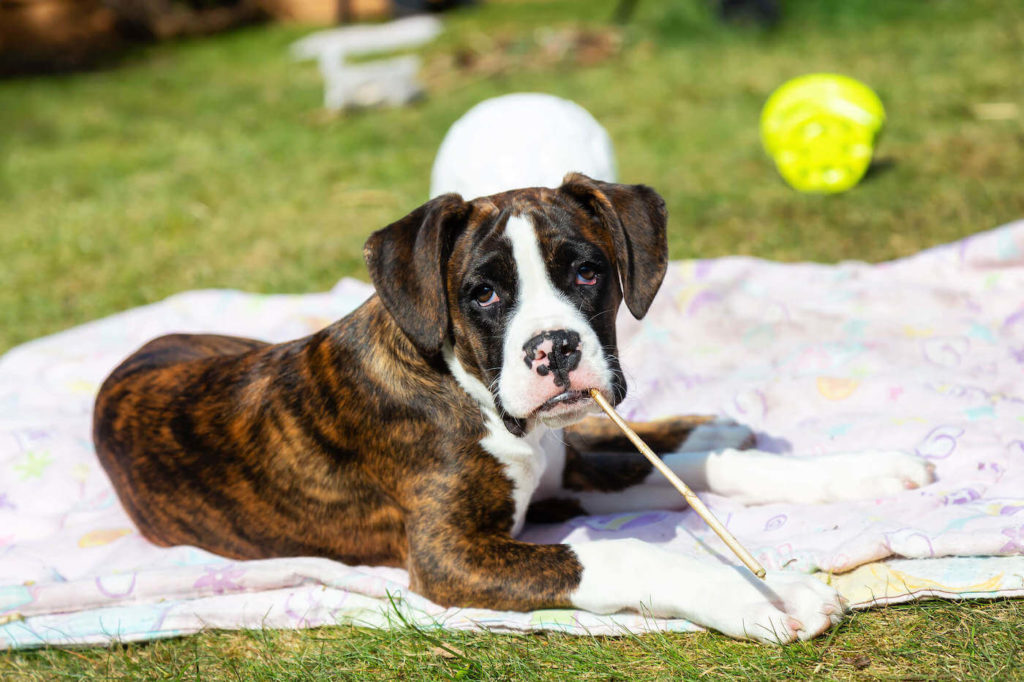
559, 173, 668, 319
363, 194, 470, 357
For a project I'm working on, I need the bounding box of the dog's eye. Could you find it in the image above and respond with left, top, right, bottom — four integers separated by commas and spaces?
575, 263, 598, 286
473, 285, 499, 307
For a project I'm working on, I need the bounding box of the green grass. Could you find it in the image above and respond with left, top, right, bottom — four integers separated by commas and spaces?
2, 0, 1023, 352
2, 599, 1022, 679
2, 0, 1024, 677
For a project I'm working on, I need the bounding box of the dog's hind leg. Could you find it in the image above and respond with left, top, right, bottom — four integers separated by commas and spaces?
563, 414, 756, 453
527, 416, 759, 521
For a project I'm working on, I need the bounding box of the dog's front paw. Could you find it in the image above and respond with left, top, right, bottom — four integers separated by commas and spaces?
811, 451, 935, 503
704, 571, 847, 644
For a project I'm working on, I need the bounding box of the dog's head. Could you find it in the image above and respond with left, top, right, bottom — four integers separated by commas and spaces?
364, 173, 668, 435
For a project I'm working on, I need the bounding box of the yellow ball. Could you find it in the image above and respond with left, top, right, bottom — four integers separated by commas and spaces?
760, 74, 885, 194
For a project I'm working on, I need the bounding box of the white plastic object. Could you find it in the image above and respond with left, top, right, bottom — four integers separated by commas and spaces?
430, 93, 618, 199
291, 16, 443, 111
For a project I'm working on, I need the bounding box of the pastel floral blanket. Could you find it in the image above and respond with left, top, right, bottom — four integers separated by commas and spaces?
3, 223, 1024, 649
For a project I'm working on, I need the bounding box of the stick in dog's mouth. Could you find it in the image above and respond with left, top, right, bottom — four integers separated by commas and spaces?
588, 388, 768, 580
538, 389, 590, 411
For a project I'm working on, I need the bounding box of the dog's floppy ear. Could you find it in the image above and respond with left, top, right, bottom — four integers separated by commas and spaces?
559, 172, 668, 319
364, 193, 470, 357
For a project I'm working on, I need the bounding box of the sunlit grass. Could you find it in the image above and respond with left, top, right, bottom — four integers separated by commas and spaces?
3, 599, 1022, 679
2, 0, 1022, 352
2, 0, 1023, 677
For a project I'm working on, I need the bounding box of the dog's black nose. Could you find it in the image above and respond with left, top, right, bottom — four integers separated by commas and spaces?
522, 330, 581, 388
555, 332, 580, 356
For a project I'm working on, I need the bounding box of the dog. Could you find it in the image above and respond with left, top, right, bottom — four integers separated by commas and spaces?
93, 173, 933, 643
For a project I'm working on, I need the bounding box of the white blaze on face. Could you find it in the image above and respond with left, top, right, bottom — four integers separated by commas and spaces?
497, 215, 612, 422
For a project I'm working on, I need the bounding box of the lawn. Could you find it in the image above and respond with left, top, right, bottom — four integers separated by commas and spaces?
2, 0, 1024, 677
2, 599, 1022, 679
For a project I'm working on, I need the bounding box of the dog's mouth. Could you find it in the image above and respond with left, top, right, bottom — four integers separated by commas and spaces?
538, 389, 590, 412
529, 389, 599, 427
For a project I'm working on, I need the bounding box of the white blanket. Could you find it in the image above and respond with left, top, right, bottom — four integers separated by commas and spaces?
2, 224, 1023, 648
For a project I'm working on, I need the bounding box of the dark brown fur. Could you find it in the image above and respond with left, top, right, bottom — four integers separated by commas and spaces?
93, 174, 678, 610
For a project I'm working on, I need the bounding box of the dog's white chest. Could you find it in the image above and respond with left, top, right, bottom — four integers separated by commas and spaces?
477, 416, 545, 536
479, 423, 568, 536
444, 345, 566, 536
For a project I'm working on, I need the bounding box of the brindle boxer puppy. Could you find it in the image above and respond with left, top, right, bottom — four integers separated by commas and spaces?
93, 173, 933, 643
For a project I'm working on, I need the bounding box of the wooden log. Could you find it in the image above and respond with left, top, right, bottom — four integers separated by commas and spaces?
0, 0, 118, 73
258, 0, 392, 24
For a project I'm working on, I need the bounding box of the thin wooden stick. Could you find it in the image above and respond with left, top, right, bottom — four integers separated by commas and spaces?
589, 389, 767, 580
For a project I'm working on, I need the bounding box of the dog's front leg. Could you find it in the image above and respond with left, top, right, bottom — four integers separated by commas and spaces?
659, 448, 935, 505
543, 417, 934, 513
631, 417, 935, 504
405, 518, 844, 643
571, 539, 846, 643
557, 447, 934, 513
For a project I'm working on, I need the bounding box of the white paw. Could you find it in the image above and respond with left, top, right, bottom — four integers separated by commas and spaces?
703, 570, 847, 644
569, 540, 845, 645
680, 418, 756, 453
811, 450, 936, 503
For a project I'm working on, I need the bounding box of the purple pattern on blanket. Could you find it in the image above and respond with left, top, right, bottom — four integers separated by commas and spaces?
3, 223, 1024, 648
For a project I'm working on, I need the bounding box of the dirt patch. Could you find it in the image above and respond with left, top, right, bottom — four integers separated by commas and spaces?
422, 25, 623, 87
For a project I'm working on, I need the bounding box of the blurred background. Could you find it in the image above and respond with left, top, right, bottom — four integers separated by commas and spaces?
2, 0, 1023, 353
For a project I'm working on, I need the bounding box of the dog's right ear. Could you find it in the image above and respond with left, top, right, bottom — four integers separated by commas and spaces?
363, 194, 470, 357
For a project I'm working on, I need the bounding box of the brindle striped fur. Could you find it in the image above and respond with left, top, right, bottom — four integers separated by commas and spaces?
93, 174, 680, 610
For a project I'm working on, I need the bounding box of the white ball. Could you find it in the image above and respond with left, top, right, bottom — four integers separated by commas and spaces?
429, 93, 617, 200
